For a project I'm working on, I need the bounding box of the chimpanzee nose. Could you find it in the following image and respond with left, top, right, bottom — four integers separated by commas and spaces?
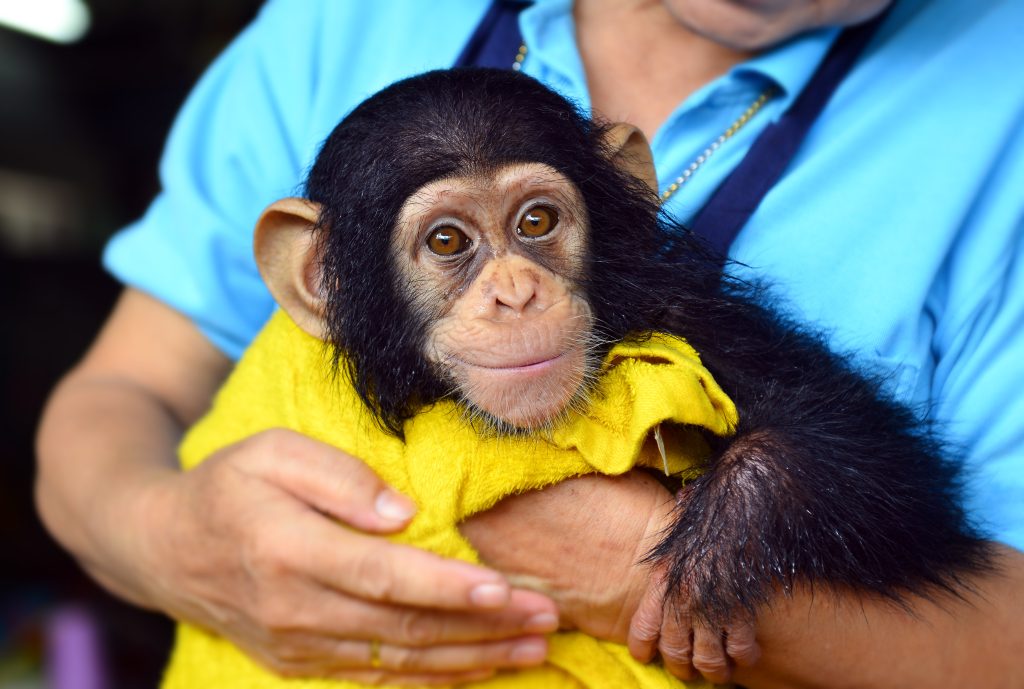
494, 270, 537, 313
486, 258, 545, 317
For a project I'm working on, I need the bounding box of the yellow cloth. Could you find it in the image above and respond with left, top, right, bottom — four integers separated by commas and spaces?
165, 310, 738, 689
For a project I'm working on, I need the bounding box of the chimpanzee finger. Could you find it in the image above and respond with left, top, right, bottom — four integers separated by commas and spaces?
657, 610, 698, 681
724, 619, 761, 668
691, 622, 732, 684
627, 573, 666, 663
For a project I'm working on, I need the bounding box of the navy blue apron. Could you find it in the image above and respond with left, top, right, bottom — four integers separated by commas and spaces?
454, 1, 890, 257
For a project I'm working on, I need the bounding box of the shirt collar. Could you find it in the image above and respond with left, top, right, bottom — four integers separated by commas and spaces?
519, 0, 585, 94
731, 26, 840, 101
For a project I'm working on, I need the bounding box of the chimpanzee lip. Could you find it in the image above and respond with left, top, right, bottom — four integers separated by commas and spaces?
454, 350, 568, 372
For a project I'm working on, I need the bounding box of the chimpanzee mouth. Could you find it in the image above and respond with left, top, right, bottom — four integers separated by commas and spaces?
448, 342, 603, 435
457, 352, 567, 373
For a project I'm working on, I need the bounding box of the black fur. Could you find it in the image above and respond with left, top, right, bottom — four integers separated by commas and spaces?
306, 68, 992, 626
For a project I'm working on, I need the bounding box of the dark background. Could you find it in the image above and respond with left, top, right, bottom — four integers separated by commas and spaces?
1, 2, 261, 686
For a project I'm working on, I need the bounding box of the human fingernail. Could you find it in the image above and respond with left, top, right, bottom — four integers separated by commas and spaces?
374, 490, 416, 522
509, 639, 547, 665
523, 612, 558, 633
469, 582, 509, 608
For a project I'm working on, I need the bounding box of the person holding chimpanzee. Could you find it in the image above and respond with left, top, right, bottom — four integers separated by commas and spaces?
37, 0, 1024, 687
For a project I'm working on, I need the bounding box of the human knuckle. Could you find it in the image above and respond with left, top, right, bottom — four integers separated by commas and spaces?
245, 528, 293, 573
321, 471, 361, 504
205, 447, 246, 485
385, 646, 420, 672
268, 637, 311, 664
261, 653, 303, 678
353, 554, 398, 602
256, 427, 301, 460
253, 597, 295, 632
397, 610, 440, 646
328, 456, 378, 496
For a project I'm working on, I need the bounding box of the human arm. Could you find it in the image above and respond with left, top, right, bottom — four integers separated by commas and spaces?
461, 472, 1024, 688
733, 546, 1024, 689
36, 288, 559, 684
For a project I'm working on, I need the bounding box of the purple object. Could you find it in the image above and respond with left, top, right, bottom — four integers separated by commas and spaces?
45, 605, 108, 689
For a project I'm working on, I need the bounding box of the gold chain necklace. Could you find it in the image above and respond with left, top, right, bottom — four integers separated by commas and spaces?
512, 43, 528, 71
512, 44, 776, 203
659, 86, 776, 202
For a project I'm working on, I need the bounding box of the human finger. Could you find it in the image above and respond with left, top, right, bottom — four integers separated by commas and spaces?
304, 515, 515, 610
307, 588, 559, 646
250, 642, 500, 687
249, 634, 547, 680
691, 621, 732, 684
370, 636, 547, 674
253, 583, 557, 649
324, 669, 497, 686
242, 428, 418, 532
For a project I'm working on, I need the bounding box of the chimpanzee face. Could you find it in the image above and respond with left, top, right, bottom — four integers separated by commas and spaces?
392, 163, 594, 429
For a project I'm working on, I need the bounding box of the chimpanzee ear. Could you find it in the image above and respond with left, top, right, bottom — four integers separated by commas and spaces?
603, 123, 658, 195
253, 197, 328, 340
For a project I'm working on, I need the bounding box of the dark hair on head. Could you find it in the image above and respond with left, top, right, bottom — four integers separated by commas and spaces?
304, 67, 692, 434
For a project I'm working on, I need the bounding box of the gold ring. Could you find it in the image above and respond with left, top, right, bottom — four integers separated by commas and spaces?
369, 639, 382, 669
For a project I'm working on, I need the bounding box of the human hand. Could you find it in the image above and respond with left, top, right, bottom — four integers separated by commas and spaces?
137, 428, 559, 685
460, 472, 669, 642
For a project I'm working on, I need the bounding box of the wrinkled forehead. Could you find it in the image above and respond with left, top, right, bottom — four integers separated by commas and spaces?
399, 162, 582, 219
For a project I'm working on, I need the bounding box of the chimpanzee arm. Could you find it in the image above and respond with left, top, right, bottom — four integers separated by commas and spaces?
652, 294, 994, 626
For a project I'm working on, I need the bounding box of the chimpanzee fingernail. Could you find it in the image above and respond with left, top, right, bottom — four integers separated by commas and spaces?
469, 582, 510, 608
374, 490, 416, 522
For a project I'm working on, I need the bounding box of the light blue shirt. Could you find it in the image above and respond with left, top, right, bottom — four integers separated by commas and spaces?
104, 0, 1024, 548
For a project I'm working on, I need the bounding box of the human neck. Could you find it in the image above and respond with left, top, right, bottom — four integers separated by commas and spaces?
574, 0, 754, 140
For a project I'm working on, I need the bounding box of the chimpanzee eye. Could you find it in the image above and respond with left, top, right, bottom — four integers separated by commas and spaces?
426, 226, 470, 256
517, 205, 558, 238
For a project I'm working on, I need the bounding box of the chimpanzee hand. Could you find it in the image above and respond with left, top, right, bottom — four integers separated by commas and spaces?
460, 471, 760, 684
143, 428, 559, 685
628, 563, 761, 684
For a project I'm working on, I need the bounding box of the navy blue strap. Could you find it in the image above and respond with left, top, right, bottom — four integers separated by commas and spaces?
689, 11, 890, 256
453, 0, 529, 69
456, 2, 890, 257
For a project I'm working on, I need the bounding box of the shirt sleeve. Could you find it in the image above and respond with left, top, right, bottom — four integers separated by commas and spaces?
102, 0, 327, 359
930, 121, 1024, 551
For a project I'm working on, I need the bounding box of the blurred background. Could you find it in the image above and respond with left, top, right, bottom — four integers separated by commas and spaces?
1, 1, 261, 686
